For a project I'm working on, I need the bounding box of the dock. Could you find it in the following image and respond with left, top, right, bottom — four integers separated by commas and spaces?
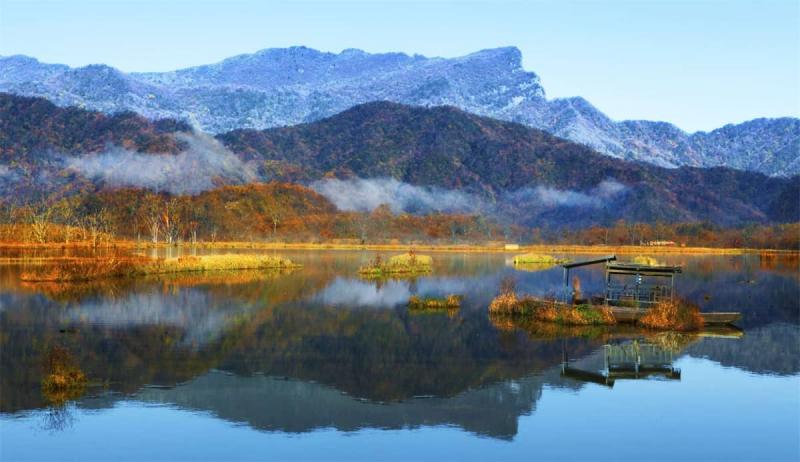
607, 307, 741, 326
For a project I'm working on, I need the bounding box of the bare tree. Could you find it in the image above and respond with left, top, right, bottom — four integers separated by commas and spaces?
81, 208, 113, 248
139, 198, 162, 243
27, 205, 53, 244
269, 210, 282, 239
53, 198, 79, 244
160, 198, 181, 245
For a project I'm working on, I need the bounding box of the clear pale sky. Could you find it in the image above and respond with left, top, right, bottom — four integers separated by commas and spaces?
1, 0, 798, 132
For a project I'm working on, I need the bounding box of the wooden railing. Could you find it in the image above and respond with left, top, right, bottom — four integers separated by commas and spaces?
606, 283, 672, 305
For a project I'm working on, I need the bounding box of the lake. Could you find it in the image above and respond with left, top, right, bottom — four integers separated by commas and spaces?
0, 250, 798, 461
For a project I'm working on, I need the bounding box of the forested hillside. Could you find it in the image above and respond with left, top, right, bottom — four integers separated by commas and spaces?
1, 93, 798, 233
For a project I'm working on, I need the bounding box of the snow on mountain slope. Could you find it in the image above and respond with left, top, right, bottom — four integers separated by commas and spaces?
1, 47, 797, 176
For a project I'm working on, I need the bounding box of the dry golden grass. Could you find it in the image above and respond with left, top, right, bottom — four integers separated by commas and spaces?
638, 299, 704, 332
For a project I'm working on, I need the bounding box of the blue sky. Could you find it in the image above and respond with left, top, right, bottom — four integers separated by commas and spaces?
1, 0, 798, 132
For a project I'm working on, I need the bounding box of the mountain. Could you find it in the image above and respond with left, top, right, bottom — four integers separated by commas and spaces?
2, 93, 795, 227
1, 47, 797, 176
219, 101, 798, 226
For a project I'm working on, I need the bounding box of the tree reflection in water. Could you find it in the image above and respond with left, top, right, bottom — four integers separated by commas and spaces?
0, 251, 796, 438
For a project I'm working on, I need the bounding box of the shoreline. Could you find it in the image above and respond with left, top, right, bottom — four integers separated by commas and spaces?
0, 240, 797, 256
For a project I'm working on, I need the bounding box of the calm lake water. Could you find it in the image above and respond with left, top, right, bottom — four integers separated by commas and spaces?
0, 250, 798, 461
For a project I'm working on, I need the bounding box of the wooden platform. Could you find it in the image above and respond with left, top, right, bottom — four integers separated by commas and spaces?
607, 307, 741, 326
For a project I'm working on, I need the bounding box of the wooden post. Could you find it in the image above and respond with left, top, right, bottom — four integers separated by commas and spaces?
670, 274, 675, 302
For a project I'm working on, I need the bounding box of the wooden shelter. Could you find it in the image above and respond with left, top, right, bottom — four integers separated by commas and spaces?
560, 255, 682, 306
605, 262, 682, 306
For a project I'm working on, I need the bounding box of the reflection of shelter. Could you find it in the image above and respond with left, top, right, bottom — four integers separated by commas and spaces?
605, 262, 682, 306
604, 343, 680, 380
561, 342, 681, 387
560, 255, 682, 306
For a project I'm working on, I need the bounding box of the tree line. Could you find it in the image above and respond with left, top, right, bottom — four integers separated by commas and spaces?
0, 182, 796, 249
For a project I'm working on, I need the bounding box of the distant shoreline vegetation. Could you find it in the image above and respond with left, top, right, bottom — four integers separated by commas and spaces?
0, 183, 798, 250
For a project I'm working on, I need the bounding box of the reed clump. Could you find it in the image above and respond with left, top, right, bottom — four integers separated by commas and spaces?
408, 294, 462, 310
359, 252, 433, 277
20, 254, 300, 282
512, 253, 567, 265
638, 299, 704, 332
41, 346, 87, 406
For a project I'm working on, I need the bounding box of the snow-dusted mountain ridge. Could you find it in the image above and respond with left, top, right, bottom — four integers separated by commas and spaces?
1, 46, 797, 176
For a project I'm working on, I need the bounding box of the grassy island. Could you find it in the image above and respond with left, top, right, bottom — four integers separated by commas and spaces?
358, 252, 433, 277
489, 293, 616, 326
408, 294, 462, 310
512, 253, 568, 265
20, 254, 301, 282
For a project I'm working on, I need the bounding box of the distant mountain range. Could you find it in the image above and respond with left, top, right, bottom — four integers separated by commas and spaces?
1, 47, 798, 176
2, 93, 797, 227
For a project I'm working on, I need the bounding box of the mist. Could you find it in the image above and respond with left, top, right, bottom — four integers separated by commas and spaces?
504, 179, 627, 208
62, 131, 259, 194
312, 177, 628, 217
310, 177, 482, 214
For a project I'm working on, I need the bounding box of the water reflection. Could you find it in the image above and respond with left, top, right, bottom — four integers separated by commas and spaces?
0, 251, 798, 443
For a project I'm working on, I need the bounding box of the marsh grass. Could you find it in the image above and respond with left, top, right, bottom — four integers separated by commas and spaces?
20, 254, 301, 282
358, 252, 433, 277
638, 299, 704, 332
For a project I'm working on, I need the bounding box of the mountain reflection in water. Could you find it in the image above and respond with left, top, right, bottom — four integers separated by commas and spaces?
0, 250, 798, 444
